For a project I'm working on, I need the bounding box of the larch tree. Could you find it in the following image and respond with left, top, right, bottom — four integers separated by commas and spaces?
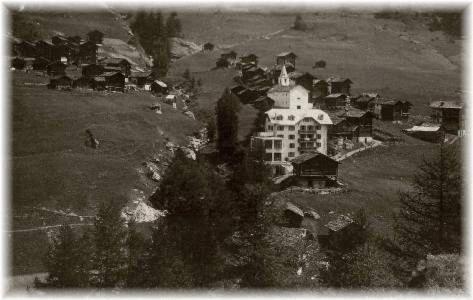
386, 142, 462, 283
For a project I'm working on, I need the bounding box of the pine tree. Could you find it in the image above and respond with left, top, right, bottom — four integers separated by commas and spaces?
166, 12, 182, 37
206, 118, 216, 143
124, 221, 150, 288
216, 88, 240, 160
44, 225, 89, 288
91, 201, 128, 288
386, 142, 462, 283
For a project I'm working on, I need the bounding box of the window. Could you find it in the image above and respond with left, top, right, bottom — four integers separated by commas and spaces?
316, 125, 321, 130
276, 115, 283, 120
267, 125, 274, 131
289, 135, 295, 140
264, 140, 272, 149
274, 153, 282, 161
289, 143, 295, 148
274, 140, 282, 149
277, 134, 284, 138
288, 115, 295, 121
288, 125, 295, 131
308, 125, 314, 131
277, 125, 284, 131
297, 106, 301, 109
288, 152, 295, 157
316, 142, 321, 147
300, 126, 306, 131
317, 134, 321, 139
304, 118, 312, 122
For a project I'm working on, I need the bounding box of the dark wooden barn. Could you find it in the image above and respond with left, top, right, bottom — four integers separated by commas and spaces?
100, 57, 131, 77
102, 71, 125, 92
291, 152, 340, 188
240, 53, 258, 65
289, 72, 315, 92
276, 51, 297, 68
216, 57, 230, 69
32, 57, 51, 71
311, 80, 329, 104
129, 71, 153, 88
328, 77, 353, 95
321, 93, 348, 110
203, 42, 215, 51
429, 101, 464, 135
374, 99, 412, 121
51, 35, 69, 46
150, 80, 168, 94
81, 63, 105, 77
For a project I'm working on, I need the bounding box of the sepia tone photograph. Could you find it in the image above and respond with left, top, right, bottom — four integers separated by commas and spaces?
2, 0, 467, 296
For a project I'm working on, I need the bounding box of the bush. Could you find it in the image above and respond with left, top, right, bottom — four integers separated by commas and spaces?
313, 60, 326, 68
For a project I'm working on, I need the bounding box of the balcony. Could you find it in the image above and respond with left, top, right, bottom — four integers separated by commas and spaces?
298, 146, 318, 151
298, 138, 317, 142
298, 129, 318, 134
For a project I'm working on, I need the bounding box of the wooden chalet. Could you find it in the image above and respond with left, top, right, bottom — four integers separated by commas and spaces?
81, 63, 105, 77
253, 95, 274, 110
240, 53, 258, 65
11, 57, 26, 70
51, 35, 69, 46
352, 93, 379, 111
87, 30, 104, 44
328, 77, 353, 95
35, 40, 54, 61
374, 99, 412, 121
100, 57, 131, 77
67, 35, 83, 44
129, 71, 153, 88
79, 41, 97, 64
150, 80, 168, 94
291, 152, 340, 188
328, 108, 374, 143
32, 57, 50, 71
404, 123, 446, 143
14, 40, 36, 58
47, 61, 67, 76
48, 75, 72, 90
92, 76, 106, 90
429, 101, 464, 135
319, 93, 347, 110
102, 71, 125, 92
242, 65, 267, 82
276, 51, 297, 68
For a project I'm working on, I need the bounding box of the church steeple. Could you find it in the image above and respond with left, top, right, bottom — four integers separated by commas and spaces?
278, 64, 290, 86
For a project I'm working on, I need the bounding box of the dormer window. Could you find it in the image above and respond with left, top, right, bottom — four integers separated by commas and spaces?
288, 115, 295, 121
318, 114, 324, 120
276, 115, 283, 120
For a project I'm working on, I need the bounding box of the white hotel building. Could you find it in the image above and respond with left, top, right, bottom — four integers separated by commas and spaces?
252, 65, 333, 163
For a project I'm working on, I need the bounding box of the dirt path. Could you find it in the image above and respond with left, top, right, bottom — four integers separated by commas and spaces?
333, 140, 383, 162
6, 223, 93, 233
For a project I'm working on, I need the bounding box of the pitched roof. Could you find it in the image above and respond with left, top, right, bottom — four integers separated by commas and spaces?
376, 99, 412, 106
313, 79, 328, 86
324, 214, 354, 232
130, 71, 152, 78
102, 57, 130, 65
102, 71, 123, 77
266, 108, 333, 126
291, 151, 338, 165
429, 101, 463, 109
405, 124, 442, 132
339, 107, 370, 118
153, 80, 167, 88
285, 202, 304, 217
276, 51, 297, 58
325, 93, 347, 99
327, 77, 353, 84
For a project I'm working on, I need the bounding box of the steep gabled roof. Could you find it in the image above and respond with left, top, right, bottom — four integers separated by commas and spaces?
291, 151, 339, 165
276, 51, 297, 58
429, 101, 464, 109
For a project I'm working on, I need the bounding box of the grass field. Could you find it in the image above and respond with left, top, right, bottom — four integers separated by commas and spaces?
284, 121, 439, 235
10, 71, 201, 274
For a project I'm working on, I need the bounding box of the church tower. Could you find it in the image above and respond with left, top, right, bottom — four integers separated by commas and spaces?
278, 64, 290, 86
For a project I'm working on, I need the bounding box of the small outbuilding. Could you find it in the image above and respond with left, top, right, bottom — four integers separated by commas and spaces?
291, 152, 340, 188
150, 80, 168, 95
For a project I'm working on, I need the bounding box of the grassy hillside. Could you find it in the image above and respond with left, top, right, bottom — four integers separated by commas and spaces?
170, 11, 462, 125
10, 71, 201, 274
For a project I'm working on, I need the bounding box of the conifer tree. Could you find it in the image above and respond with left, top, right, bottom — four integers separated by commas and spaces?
91, 201, 128, 288
216, 88, 240, 160
44, 225, 89, 288
386, 142, 462, 283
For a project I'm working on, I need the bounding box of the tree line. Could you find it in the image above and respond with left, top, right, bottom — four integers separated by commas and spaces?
130, 11, 182, 76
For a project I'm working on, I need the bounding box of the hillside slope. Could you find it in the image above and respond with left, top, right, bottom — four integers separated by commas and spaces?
170, 11, 462, 123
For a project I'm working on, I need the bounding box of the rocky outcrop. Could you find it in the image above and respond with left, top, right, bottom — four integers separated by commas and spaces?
170, 37, 202, 59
